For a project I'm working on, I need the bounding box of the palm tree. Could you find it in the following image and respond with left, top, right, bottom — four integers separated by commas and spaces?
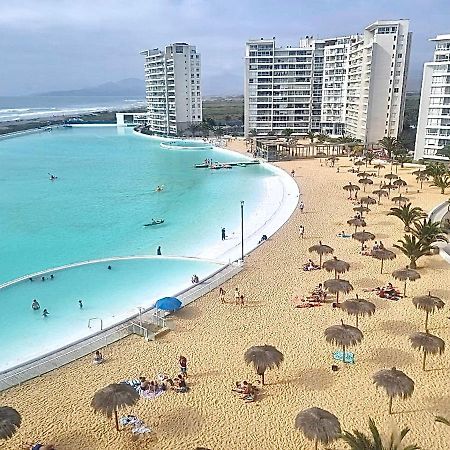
378, 136, 399, 159
411, 219, 448, 246
306, 131, 316, 144
425, 162, 447, 178
436, 144, 450, 159
431, 174, 450, 194
393, 235, 433, 269
364, 149, 376, 165
282, 128, 294, 138
214, 126, 224, 137
393, 149, 412, 168
341, 417, 420, 450
388, 203, 426, 232
316, 133, 329, 143
249, 128, 257, 137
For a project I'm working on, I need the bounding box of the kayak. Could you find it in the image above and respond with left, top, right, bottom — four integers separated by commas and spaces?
144, 219, 164, 227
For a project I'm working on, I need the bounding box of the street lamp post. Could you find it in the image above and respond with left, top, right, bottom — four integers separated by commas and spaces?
240, 200, 245, 261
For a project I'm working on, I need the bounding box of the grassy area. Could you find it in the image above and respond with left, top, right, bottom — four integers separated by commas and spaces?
202, 96, 244, 124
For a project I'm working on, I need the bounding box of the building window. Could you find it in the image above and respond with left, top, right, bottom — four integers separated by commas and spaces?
398, 54, 402, 58
394, 87, 399, 93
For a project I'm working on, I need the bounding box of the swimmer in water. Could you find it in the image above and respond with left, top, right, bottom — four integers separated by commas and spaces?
79, 300, 83, 309
32, 299, 40, 310
155, 185, 163, 192
42, 309, 49, 317
107, 265, 112, 270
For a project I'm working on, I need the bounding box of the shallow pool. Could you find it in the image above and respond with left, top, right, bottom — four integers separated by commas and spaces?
0, 257, 222, 371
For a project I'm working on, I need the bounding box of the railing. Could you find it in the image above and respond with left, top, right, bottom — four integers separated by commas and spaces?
0, 260, 243, 391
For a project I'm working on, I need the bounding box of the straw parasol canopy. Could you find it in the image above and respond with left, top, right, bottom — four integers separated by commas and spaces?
360, 196, 377, 206
372, 189, 389, 204
412, 169, 426, 176
340, 294, 376, 328
347, 217, 366, 233
309, 241, 334, 266
373, 163, 385, 176
373, 367, 414, 414
354, 160, 365, 170
371, 248, 396, 274
392, 266, 421, 297
322, 256, 350, 279
412, 292, 445, 332
353, 206, 370, 218
0, 406, 21, 440
294, 407, 341, 450
323, 279, 353, 303
385, 173, 399, 180
343, 182, 360, 199
352, 230, 375, 250
91, 383, 140, 431
244, 344, 284, 385
393, 178, 407, 191
358, 177, 373, 191
391, 194, 410, 205
409, 332, 445, 370
324, 319, 363, 363
358, 171, 374, 178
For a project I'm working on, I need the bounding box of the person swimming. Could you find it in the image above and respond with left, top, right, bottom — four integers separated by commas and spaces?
32, 299, 40, 310
155, 185, 164, 192
42, 309, 49, 317
79, 300, 83, 309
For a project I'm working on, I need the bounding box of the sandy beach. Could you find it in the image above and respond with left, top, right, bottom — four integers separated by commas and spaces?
1, 141, 449, 449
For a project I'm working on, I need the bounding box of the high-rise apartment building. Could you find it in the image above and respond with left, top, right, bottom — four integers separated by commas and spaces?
141, 43, 202, 135
414, 35, 450, 160
244, 20, 411, 144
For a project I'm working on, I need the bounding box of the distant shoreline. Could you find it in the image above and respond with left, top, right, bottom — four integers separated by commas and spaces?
0, 106, 145, 136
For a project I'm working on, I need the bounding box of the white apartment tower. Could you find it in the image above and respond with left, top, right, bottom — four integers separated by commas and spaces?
414, 35, 450, 160
141, 43, 202, 135
244, 20, 411, 144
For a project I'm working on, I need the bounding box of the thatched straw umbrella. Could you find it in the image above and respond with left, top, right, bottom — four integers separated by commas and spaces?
358, 171, 374, 178
372, 188, 389, 204
391, 194, 410, 205
347, 217, 366, 233
354, 160, 365, 171
324, 279, 353, 304
91, 383, 140, 431
324, 319, 363, 363
392, 266, 421, 297
340, 294, 376, 328
0, 406, 21, 440
393, 178, 407, 192
385, 172, 399, 180
371, 248, 396, 274
244, 344, 284, 385
409, 332, 445, 370
322, 256, 350, 279
309, 241, 334, 266
373, 367, 414, 414
352, 230, 375, 251
353, 206, 370, 218
328, 156, 339, 167
294, 407, 341, 450
373, 163, 385, 176
358, 177, 373, 192
412, 292, 445, 332
360, 196, 377, 206
343, 183, 360, 199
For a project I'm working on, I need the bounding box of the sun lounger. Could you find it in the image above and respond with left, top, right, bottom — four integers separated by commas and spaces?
333, 351, 355, 364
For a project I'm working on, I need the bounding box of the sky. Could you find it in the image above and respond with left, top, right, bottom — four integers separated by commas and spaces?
1, 0, 449, 96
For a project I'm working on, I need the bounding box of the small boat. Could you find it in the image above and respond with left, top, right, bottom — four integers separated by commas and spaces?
144, 219, 164, 227
237, 163, 247, 167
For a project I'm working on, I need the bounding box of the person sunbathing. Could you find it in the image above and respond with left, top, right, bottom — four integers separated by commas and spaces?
172, 374, 188, 393
311, 284, 326, 302
23, 443, 57, 450
303, 259, 320, 271
139, 376, 151, 391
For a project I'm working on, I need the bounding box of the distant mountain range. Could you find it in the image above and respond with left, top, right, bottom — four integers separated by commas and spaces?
38, 78, 146, 97
37, 73, 244, 98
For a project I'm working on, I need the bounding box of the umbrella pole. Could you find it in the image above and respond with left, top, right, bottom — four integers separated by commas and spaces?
425, 311, 429, 332
356, 314, 359, 328
319, 255, 323, 267
380, 259, 384, 274
403, 280, 407, 298
422, 351, 427, 371
389, 396, 393, 415
315, 438, 318, 450
336, 291, 339, 304
115, 408, 119, 431
342, 345, 345, 363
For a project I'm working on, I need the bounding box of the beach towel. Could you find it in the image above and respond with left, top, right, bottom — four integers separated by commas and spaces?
333, 351, 354, 364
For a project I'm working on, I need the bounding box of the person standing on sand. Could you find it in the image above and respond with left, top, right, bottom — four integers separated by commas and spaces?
234, 287, 240, 305
219, 287, 226, 304
299, 201, 304, 213
291, 169, 295, 177
240, 294, 245, 307
179, 355, 188, 378
299, 225, 305, 238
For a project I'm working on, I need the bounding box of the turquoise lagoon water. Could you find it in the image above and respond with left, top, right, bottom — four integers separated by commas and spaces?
0, 126, 281, 370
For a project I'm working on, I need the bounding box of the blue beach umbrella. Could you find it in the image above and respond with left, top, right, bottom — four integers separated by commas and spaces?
155, 297, 182, 311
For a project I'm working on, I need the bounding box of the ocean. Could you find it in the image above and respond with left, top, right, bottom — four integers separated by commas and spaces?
0, 95, 145, 122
